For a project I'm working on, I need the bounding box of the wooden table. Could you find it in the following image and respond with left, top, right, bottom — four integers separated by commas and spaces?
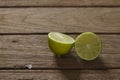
0, 0, 120, 80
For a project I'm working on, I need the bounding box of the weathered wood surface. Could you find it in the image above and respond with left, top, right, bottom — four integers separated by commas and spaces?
0, 8, 120, 33
0, 35, 119, 69
0, 0, 120, 79
0, 70, 120, 80
0, 0, 120, 7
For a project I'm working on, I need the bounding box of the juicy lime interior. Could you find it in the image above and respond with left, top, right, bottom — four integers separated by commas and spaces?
75, 32, 102, 60
48, 32, 74, 44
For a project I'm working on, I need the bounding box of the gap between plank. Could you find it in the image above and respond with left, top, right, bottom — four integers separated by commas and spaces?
0, 5, 120, 8
0, 67, 119, 70
0, 33, 119, 35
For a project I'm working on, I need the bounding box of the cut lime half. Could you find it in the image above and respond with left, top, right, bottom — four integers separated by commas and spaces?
75, 32, 102, 61
48, 32, 75, 55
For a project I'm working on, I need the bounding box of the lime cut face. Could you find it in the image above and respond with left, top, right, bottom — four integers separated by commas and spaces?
49, 32, 74, 44
48, 32, 75, 55
75, 32, 102, 60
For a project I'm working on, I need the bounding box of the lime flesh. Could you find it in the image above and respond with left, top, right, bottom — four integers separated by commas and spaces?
75, 32, 102, 60
48, 32, 75, 55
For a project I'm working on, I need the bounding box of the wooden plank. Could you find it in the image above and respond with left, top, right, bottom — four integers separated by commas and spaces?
0, 70, 120, 80
0, 0, 120, 7
0, 34, 119, 69
0, 8, 120, 33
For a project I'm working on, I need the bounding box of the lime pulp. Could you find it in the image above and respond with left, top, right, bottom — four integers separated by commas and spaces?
75, 32, 102, 60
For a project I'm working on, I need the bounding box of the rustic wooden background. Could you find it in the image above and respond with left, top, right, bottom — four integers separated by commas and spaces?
0, 0, 120, 80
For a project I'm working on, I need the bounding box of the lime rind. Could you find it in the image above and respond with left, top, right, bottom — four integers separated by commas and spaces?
75, 32, 102, 61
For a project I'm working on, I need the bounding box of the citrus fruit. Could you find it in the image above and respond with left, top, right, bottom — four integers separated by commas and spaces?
48, 32, 75, 56
75, 32, 102, 60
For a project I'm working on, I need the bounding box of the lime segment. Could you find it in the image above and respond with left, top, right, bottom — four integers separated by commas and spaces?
75, 32, 102, 60
48, 32, 75, 55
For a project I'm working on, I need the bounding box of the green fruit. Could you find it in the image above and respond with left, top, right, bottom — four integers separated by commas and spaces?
48, 32, 75, 56
75, 32, 102, 61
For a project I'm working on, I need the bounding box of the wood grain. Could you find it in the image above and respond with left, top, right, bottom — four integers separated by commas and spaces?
0, 0, 120, 7
0, 70, 120, 80
0, 8, 120, 33
0, 34, 119, 69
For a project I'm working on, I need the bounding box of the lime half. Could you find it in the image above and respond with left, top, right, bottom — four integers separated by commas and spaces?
48, 32, 75, 55
75, 32, 102, 60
